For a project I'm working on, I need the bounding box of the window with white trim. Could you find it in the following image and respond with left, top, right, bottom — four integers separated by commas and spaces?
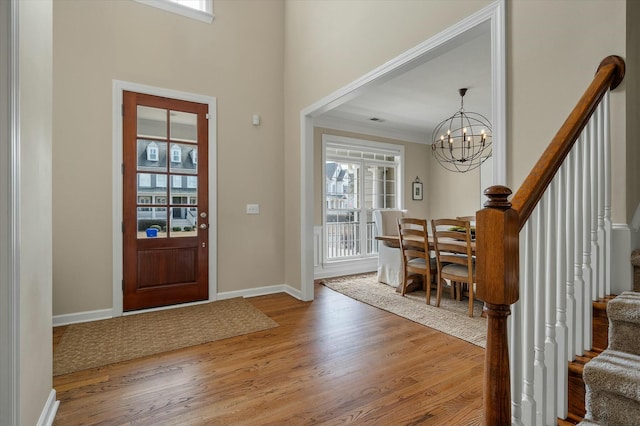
170, 144, 182, 163
323, 135, 403, 262
146, 142, 159, 161
187, 176, 197, 189
134, 0, 214, 24
156, 174, 167, 188
139, 173, 152, 188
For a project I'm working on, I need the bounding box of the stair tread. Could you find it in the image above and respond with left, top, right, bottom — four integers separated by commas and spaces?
608, 292, 640, 324
584, 349, 640, 401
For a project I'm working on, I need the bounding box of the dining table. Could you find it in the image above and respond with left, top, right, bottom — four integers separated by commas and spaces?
374, 234, 476, 253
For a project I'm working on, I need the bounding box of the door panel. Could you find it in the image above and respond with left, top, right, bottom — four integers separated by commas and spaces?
123, 91, 209, 311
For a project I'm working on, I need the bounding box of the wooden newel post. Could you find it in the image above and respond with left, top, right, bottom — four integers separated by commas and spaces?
476, 185, 520, 426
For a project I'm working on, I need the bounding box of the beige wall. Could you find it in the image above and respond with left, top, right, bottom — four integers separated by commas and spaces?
427, 155, 481, 220
508, 0, 627, 218
627, 0, 640, 221
51, 0, 633, 312
284, 0, 494, 288
285, 0, 630, 290
20, 0, 54, 422
52, 0, 285, 315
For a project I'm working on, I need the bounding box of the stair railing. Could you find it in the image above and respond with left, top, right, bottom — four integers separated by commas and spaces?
476, 55, 625, 426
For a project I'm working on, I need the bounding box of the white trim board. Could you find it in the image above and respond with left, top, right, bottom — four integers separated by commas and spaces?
52, 308, 114, 327
36, 390, 59, 426
0, 0, 19, 422
217, 284, 303, 302
112, 80, 218, 317
299, 0, 507, 302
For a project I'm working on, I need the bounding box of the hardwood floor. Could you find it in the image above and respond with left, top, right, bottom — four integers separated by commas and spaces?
53, 283, 484, 425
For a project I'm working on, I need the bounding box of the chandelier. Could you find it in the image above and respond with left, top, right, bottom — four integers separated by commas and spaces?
431, 88, 492, 173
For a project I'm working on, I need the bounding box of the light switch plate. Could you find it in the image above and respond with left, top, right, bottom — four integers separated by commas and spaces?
246, 204, 260, 214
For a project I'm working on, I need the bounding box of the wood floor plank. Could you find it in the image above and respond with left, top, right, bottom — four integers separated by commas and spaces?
53, 283, 484, 425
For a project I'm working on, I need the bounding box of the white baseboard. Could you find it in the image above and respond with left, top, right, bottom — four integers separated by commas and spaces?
53, 308, 114, 327
217, 284, 303, 301
314, 258, 377, 280
53, 285, 305, 326
37, 390, 59, 426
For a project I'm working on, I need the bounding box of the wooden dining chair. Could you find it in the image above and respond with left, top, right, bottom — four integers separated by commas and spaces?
396, 218, 437, 304
431, 218, 477, 317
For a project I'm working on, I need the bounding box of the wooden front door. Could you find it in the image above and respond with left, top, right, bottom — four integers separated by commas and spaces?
122, 91, 209, 311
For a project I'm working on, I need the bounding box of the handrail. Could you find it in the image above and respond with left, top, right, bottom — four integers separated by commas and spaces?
475, 55, 625, 426
511, 56, 625, 230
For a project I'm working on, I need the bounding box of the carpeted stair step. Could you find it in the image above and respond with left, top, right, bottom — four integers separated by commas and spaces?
582, 349, 640, 426
607, 291, 640, 355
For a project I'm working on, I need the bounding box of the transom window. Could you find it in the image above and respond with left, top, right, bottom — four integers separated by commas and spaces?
323, 135, 403, 262
134, 0, 214, 24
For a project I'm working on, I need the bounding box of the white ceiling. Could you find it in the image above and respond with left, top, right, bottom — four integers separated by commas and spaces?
314, 24, 492, 145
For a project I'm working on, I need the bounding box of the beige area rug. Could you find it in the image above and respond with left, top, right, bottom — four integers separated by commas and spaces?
53, 298, 278, 376
322, 273, 487, 348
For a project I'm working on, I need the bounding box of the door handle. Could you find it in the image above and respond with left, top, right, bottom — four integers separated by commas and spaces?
200, 223, 208, 229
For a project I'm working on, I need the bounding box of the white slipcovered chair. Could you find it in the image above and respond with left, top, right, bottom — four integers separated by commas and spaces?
373, 209, 407, 286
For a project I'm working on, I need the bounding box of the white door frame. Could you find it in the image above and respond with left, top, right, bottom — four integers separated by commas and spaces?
112, 80, 217, 316
299, 0, 507, 301
0, 0, 19, 422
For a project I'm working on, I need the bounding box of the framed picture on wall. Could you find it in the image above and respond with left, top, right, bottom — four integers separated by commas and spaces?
412, 180, 423, 201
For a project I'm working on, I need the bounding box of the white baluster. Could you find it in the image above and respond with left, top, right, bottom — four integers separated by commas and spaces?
565, 148, 576, 360
534, 203, 547, 425
573, 143, 585, 356
555, 165, 569, 419
603, 92, 612, 295
521, 219, 537, 425
511, 296, 524, 426
581, 129, 593, 352
544, 184, 558, 424
597, 97, 606, 298
590, 112, 602, 300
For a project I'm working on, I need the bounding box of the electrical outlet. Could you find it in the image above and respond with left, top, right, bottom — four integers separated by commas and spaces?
246, 204, 260, 214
